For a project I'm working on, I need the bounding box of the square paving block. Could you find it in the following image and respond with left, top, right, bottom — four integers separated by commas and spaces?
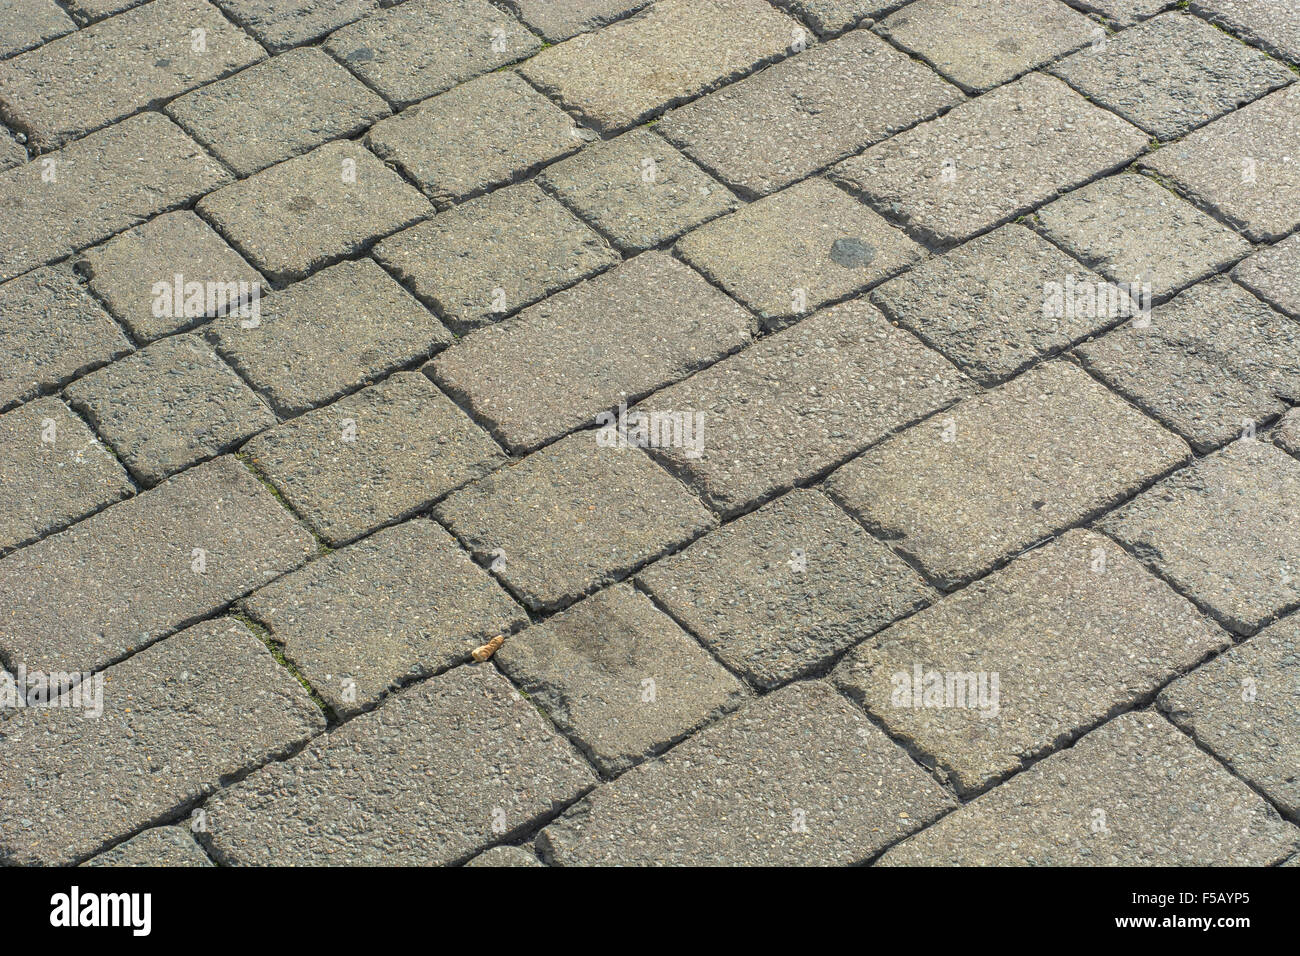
1233, 232, 1300, 319
827, 361, 1192, 589
214, 0, 380, 51
768, 0, 893, 35
372, 182, 619, 333
244, 372, 506, 547
65, 335, 276, 486
1099, 439, 1300, 635
1190, 0, 1300, 64
1063, 0, 1173, 25
504, 0, 652, 41
675, 177, 923, 331
495, 582, 748, 775
638, 489, 934, 688
435, 431, 717, 612
0, 0, 73, 59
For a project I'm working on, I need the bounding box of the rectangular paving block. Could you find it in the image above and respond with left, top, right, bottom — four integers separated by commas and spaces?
1099, 439, 1300, 635
244, 519, 527, 716
538, 680, 955, 865
0, 0, 73, 59
372, 182, 619, 333
1050, 12, 1293, 141
877, 711, 1299, 865
1076, 278, 1300, 453
676, 177, 923, 331
436, 432, 717, 612
495, 582, 747, 775
1190, 0, 1300, 64
827, 361, 1192, 589
65, 334, 276, 486
63, 0, 150, 22
639, 489, 933, 688
365, 72, 586, 209
245, 372, 505, 547
82, 827, 213, 868
431, 252, 754, 454
0, 397, 132, 555
324, 0, 541, 108
517, 0, 804, 134
197, 140, 431, 283
166, 47, 392, 177
636, 298, 972, 517
504, 0, 651, 41
1034, 173, 1252, 301
0, 617, 325, 866
0, 456, 316, 673
0, 112, 233, 283
203, 665, 595, 865
1143, 85, 1300, 242
214, 0, 379, 51
769, 0, 891, 35
835, 529, 1228, 796
871, 223, 1120, 385
0, 265, 132, 411
536, 128, 739, 254
1161, 614, 1300, 819
207, 258, 451, 416
0, 0, 266, 150
877, 0, 1095, 94
1233, 232, 1300, 319
832, 73, 1148, 247
77, 210, 264, 343
658, 28, 961, 198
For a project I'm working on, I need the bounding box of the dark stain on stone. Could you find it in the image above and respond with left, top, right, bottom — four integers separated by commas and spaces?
155, 58, 172, 68
347, 47, 375, 63
286, 196, 317, 214
830, 237, 876, 269
995, 38, 1020, 53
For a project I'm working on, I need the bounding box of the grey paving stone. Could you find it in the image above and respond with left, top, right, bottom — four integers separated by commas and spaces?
1064, 0, 1173, 25
835, 529, 1228, 796
0, 125, 23, 170
832, 72, 1147, 247
431, 252, 754, 454
197, 140, 431, 284
1275, 408, 1300, 458
372, 182, 619, 333
244, 519, 526, 717
0, 265, 132, 411
78, 210, 264, 344
536, 128, 739, 254
877, 0, 1095, 94
1234, 232, 1300, 319
878, 711, 1299, 865
64, 0, 152, 21
0, 617, 325, 866
1076, 278, 1300, 453
1191, 0, 1300, 64
496, 583, 747, 774
1143, 84, 1300, 243
504, 0, 651, 41
827, 361, 1192, 589
0, 457, 315, 674
166, 47, 391, 177
245, 372, 505, 547
1033, 173, 1253, 301
436, 432, 716, 612
203, 665, 595, 866
517, 0, 805, 134
0, 0, 265, 150
657, 28, 962, 198
207, 258, 450, 416
214, 0, 379, 51
0, 0, 74, 59
82, 827, 212, 867
0, 397, 132, 555
538, 680, 955, 865
0, 112, 232, 283
365, 72, 585, 209
1161, 614, 1300, 818
464, 844, 544, 867
871, 224, 1118, 385
638, 489, 932, 688
65, 334, 276, 486
676, 177, 923, 331
636, 298, 972, 517
325, 0, 541, 108
768, 0, 892, 35
1099, 439, 1300, 635
1050, 12, 1293, 141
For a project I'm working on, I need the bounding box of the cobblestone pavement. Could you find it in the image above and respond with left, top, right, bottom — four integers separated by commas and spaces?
1, 0, 1299, 868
